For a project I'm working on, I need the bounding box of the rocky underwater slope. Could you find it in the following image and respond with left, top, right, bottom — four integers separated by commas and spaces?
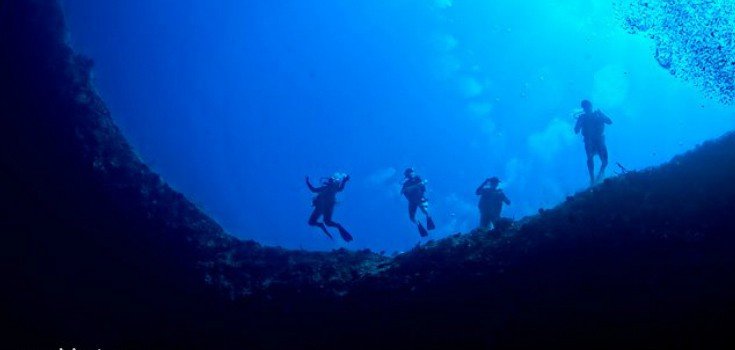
2, 1, 735, 348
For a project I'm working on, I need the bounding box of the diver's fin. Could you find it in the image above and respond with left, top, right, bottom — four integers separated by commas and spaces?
337, 227, 353, 242
426, 217, 436, 230
318, 224, 334, 240
417, 222, 429, 237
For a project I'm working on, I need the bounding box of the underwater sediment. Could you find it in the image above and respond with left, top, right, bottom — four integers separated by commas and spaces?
2, 1, 735, 348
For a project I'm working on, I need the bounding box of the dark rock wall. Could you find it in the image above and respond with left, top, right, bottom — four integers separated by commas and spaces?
0, 2, 382, 347
2, 1, 735, 348
0, 1, 234, 346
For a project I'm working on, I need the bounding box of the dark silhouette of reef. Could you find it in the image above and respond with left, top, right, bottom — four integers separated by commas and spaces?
2, 1, 735, 348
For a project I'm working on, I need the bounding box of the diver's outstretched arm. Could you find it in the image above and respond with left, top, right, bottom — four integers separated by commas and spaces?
338, 175, 350, 191
305, 177, 320, 193
476, 179, 489, 195
598, 110, 613, 124
574, 116, 583, 134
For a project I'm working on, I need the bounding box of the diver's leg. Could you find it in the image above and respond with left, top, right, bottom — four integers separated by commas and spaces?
418, 202, 429, 217
323, 205, 340, 229
409, 202, 427, 236
585, 144, 595, 186
323, 205, 353, 242
308, 207, 332, 239
597, 143, 609, 182
322, 205, 335, 226
408, 202, 418, 223
479, 211, 491, 230
420, 202, 435, 230
307, 208, 321, 226
490, 215, 501, 231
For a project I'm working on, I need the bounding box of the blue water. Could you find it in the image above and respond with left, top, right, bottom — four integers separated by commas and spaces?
62, 0, 734, 252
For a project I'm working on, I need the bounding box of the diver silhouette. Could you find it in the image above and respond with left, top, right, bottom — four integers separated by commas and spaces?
306, 174, 353, 242
574, 99, 613, 186
401, 168, 435, 237
476, 176, 511, 231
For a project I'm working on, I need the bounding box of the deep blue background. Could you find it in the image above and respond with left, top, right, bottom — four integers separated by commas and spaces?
62, 0, 734, 251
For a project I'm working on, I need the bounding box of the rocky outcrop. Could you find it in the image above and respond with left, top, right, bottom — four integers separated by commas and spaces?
0, 1, 381, 347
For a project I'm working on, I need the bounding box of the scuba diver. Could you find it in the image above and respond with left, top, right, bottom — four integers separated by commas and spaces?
401, 168, 435, 237
476, 177, 511, 231
574, 99, 613, 186
305, 174, 354, 242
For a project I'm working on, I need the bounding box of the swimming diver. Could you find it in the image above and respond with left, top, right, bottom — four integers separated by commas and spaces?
574, 99, 613, 186
476, 176, 511, 231
401, 168, 435, 237
305, 174, 354, 242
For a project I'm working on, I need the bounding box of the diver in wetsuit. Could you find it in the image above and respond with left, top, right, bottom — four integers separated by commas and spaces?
306, 174, 354, 242
476, 177, 511, 230
401, 168, 435, 237
574, 99, 613, 186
